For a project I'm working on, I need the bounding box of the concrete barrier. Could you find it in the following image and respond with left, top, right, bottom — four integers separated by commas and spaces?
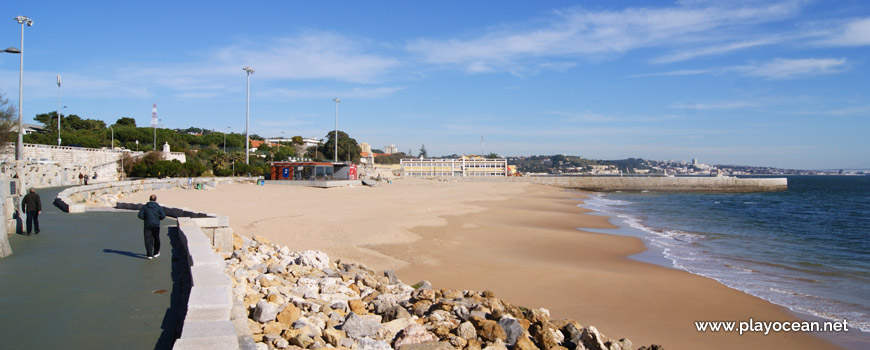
54, 177, 260, 214
115, 205, 252, 349
53, 177, 259, 348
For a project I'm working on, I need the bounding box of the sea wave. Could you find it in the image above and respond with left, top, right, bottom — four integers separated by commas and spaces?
578, 193, 870, 333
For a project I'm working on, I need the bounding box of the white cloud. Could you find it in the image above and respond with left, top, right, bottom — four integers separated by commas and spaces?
406, 1, 804, 73
669, 101, 758, 110
258, 86, 405, 100
790, 105, 870, 116
634, 57, 848, 80
653, 37, 781, 63
0, 32, 403, 102
628, 69, 714, 77
213, 32, 400, 84
815, 17, 870, 46
735, 57, 847, 79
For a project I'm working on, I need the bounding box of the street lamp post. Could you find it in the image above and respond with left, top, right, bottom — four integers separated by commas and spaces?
57, 74, 61, 145
333, 98, 340, 163
243, 67, 254, 164
224, 126, 229, 152
136, 140, 139, 151
14, 16, 32, 161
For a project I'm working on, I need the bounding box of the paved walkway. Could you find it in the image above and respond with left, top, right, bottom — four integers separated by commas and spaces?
0, 187, 186, 349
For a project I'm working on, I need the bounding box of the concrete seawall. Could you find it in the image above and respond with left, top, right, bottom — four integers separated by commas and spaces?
54, 177, 260, 349
449, 176, 788, 192
54, 177, 259, 213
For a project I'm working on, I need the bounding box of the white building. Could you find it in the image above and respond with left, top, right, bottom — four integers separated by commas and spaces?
401, 156, 508, 177
384, 144, 398, 154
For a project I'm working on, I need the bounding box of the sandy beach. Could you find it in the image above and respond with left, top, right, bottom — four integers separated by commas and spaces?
124, 179, 834, 349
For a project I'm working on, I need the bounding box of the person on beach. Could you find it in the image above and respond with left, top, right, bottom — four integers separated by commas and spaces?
21, 188, 41, 235
137, 194, 166, 260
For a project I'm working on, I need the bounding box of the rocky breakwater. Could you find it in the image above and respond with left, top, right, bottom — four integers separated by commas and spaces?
226, 235, 663, 350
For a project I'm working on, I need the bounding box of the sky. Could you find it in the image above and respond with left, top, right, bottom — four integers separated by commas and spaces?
0, 0, 868, 169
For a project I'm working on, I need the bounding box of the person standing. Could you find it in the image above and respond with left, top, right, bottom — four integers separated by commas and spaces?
21, 188, 41, 235
137, 194, 166, 260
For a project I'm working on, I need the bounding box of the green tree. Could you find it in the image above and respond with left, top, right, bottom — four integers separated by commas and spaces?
0, 92, 16, 147
419, 144, 428, 158
322, 130, 361, 164
291, 135, 304, 145
115, 117, 136, 127
485, 152, 500, 159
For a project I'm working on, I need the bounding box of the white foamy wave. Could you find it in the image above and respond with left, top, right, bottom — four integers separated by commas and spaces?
580, 196, 632, 213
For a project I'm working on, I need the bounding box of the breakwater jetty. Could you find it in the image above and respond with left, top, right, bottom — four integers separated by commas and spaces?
455, 176, 787, 193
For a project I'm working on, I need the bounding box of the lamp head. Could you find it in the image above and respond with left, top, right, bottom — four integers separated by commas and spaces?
4, 47, 21, 54
14, 16, 33, 26
333, 98, 341, 103
243, 67, 255, 75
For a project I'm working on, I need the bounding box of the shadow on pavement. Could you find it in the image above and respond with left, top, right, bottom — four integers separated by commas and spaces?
154, 226, 191, 349
103, 249, 149, 259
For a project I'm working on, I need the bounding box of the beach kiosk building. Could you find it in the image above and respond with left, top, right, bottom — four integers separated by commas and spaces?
269, 162, 358, 181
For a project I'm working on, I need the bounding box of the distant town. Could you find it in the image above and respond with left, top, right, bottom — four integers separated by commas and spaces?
505, 155, 866, 176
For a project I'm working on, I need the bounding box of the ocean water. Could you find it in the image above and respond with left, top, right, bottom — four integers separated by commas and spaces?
580, 175, 870, 333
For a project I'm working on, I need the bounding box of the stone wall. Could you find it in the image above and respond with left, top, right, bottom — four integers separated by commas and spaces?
51, 177, 260, 347
0, 179, 11, 258
0, 143, 187, 190
54, 177, 259, 213
445, 175, 788, 193
113, 202, 252, 349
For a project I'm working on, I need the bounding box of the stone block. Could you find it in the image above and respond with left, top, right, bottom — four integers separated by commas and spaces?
187, 244, 225, 267
177, 217, 194, 226
213, 227, 234, 252
215, 215, 230, 226
186, 285, 233, 321
69, 204, 86, 213
180, 320, 237, 339
173, 335, 239, 350
180, 225, 211, 246
191, 217, 219, 227
165, 207, 185, 218
190, 264, 231, 287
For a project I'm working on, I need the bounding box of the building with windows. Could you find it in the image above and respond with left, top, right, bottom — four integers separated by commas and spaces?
384, 144, 398, 154
400, 156, 508, 177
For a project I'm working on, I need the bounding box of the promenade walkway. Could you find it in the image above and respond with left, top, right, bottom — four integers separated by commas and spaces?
0, 187, 186, 349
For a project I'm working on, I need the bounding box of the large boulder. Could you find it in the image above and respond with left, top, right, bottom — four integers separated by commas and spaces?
498, 317, 524, 346
394, 324, 439, 348
295, 250, 330, 270
253, 301, 279, 323
341, 312, 382, 339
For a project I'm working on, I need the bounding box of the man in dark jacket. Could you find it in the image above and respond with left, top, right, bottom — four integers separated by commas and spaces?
21, 188, 41, 235
137, 194, 166, 260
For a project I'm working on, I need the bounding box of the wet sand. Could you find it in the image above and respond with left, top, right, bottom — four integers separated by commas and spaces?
124, 179, 834, 349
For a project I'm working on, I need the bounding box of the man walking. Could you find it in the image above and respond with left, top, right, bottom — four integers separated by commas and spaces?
21, 188, 41, 235
137, 194, 166, 260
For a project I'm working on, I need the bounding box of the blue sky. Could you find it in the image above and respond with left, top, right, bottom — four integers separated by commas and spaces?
1, 0, 868, 169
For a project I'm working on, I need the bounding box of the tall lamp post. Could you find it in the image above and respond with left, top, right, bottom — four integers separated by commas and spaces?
333, 98, 340, 163
223, 126, 230, 152
14, 16, 32, 161
243, 67, 254, 164
56, 74, 61, 145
